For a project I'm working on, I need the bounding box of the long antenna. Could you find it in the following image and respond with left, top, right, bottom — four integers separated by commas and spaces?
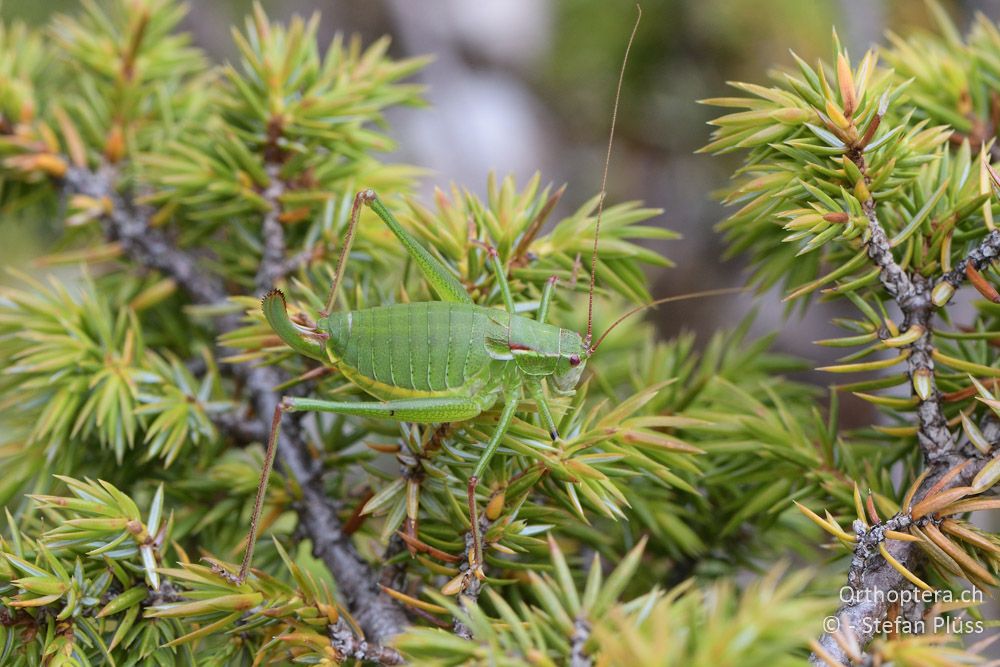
585, 4, 642, 349
589, 287, 744, 353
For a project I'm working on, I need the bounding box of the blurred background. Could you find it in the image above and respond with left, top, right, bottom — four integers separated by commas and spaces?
3, 0, 999, 397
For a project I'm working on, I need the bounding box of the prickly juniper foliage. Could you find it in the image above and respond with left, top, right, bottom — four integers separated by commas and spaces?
0, 1, 996, 666
706, 3, 1000, 665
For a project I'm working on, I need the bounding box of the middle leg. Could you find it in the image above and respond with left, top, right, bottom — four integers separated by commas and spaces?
466, 387, 520, 580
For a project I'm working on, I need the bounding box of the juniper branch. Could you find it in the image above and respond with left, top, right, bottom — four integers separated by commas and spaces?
64, 166, 226, 303
810, 203, 998, 665
857, 160, 953, 460
214, 411, 268, 444
705, 27, 1000, 666
569, 617, 594, 667
861, 200, 911, 300
256, 164, 288, 293
329, 619, 405, 666
812, 447, 990, 665
939, 229, 1000, 290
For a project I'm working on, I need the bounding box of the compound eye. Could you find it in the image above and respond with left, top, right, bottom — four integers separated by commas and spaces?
569, 354, 581, 367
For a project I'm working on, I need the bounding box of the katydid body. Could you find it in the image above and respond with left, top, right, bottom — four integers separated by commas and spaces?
309, 301, 586, 409
233, 190, 589, 585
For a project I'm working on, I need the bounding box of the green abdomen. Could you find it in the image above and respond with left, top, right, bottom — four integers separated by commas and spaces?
323, 302, 502, 394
